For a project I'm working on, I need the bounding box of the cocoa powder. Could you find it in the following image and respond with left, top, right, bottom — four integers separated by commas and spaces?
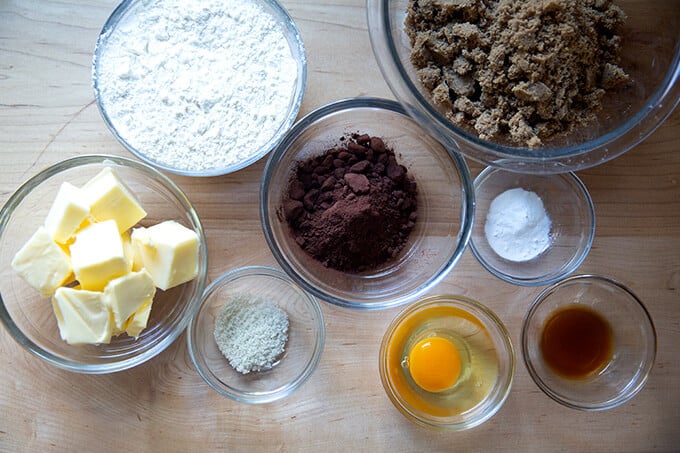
283, 133, 418, 273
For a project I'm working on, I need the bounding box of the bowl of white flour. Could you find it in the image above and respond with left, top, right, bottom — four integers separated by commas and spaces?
470, 167, 595, 286
92, 0, 306, 176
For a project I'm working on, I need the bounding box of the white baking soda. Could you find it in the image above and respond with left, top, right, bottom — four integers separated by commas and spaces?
484, 188, 552, 262
94, 0, 298, 173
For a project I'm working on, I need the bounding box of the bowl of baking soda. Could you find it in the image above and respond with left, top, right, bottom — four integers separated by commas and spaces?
470, 167, 595, 286
187, 266, 324, 404
260, 97, 474, 310
92, 0, 306, 176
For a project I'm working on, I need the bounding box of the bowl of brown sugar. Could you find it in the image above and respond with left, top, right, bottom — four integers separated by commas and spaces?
367, 0, 680, 173
260, 97, 474, 310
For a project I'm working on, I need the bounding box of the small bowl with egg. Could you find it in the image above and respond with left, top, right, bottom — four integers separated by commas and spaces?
0, 155, 208, 374
187, 265, 325, 404
379, 294, 515, 430
470, 167, 595, 286
260, 97, 474, 310
367, 0, 680, 173
522, 274, 656, 410
92, 0, 307, 177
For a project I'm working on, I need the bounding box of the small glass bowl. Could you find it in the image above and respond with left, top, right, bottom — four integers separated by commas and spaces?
522, 275, 656, 411
187, 266, 324, 404
260, 97, 474, 310
92, 0, 307, 177
367, 0, 680, 173
0, 155, 208, 374
379, 295, 515, 430
470, 167, 595, 286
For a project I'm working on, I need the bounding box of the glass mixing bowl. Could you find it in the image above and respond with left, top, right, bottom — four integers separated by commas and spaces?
187, 266, 324, 404
522, 274, 656, 410
0, 155, 208, 373
260, 97, 474, 310
470, 167, 595, 286
93, 0, 307, 177
379, 295, 515, 430
367, 0, 680, 173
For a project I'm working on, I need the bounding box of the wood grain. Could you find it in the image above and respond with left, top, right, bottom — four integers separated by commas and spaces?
1, 1, 679, 451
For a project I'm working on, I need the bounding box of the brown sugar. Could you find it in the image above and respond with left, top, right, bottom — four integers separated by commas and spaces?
405, 0, 629, 147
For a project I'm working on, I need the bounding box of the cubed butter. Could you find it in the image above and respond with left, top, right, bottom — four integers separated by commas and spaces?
70, 219, 128, 291
104, 268, 156, 331
121, 230, 139, 272
82, 166, 146, 233
11, 226, 73, 297
52, 287, 113, 345
44, 181, 90, 244
124, 300, 153, 338
131, 220, 199, 291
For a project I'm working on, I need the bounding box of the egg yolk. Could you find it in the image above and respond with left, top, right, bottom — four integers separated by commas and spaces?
408, 336, 461, 393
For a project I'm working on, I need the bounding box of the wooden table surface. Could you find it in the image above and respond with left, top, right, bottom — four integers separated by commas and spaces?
1, 1, 679, 451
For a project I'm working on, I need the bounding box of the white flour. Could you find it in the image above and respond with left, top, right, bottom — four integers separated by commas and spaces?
94, 0, 299, 174
484, 188, 552, 262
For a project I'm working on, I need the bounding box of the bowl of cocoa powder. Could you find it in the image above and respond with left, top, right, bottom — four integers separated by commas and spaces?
260, 97, 474, 310
367, 0, 680, 174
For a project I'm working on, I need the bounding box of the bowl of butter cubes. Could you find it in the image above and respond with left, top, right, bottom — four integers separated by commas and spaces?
0, 155, 208, 373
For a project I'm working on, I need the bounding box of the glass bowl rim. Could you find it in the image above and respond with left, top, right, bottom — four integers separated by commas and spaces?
259, 96, 475, 310
0, 153, 208, 374
187, 265, 325, 404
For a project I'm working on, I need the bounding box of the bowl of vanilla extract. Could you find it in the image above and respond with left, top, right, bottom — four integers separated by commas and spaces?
522, 274, 656, 411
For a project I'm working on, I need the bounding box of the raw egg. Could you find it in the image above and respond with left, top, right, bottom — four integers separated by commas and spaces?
408, 336, 461, 393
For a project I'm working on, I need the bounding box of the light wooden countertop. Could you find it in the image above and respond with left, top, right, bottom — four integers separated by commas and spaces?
1, 1, 679, 451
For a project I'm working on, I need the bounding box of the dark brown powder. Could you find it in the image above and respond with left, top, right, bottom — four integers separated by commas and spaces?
405, 0, 629, 147
282, 134, 418, 273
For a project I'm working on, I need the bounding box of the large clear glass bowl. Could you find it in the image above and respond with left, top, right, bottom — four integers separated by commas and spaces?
367, 0, 680, 173
0, 155, 208, 373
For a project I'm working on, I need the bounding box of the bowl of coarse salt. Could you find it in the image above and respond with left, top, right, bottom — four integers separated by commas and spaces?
187, 266, 324, 404
92, 0, 306, 177
470, 167, 595, 286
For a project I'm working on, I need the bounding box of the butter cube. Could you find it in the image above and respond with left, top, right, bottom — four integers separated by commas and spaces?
52, 287, 113, 345
44, 182, 90, 244
131, 221, 199, 291
11, 226, 73, 297
124, 300, 153, 338
121, 230, 139, 272
82, 167, 146, 233
70, 219, 128, 291
104, 269, 156, 331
